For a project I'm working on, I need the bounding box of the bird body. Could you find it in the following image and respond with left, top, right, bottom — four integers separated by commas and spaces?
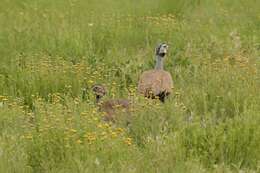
138, 43, 173, 102
99, 99, 130, 121
138, 69, 173, 98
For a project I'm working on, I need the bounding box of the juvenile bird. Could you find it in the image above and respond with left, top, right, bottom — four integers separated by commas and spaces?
92, 84, 131, 122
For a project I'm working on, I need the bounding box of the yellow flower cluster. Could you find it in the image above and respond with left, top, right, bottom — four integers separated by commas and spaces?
124, 137, 132, 146
0, 95, 8, 102
84, 132, 97, 143
15, 94, 134, 148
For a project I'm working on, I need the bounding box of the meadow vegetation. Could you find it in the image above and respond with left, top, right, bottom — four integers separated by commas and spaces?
0, 0, 259, 172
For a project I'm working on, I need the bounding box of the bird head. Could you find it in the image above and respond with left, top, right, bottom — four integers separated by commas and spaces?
155, 43, 169, 57
92, 84, 107, 98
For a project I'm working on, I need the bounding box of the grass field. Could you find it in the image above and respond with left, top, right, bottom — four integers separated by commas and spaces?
0, 0, 260, 172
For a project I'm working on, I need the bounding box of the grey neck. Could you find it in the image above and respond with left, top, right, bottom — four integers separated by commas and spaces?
155, 55, 164, 70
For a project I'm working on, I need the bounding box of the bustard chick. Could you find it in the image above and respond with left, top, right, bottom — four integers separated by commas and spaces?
138, 43, 173, 102
92, 84, 131, 122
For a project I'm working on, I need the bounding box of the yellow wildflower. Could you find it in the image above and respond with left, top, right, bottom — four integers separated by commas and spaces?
84, 132, 96, 142
116, 128, 124, 134
88, 80, 94, 84
124, 137, 132, 146
76, 139, 82, 144
81, 112, 88, 116
103, 123, 110, 129
97, 123, 103, 128
69, 128, 77, 133
111, 131, 117, 138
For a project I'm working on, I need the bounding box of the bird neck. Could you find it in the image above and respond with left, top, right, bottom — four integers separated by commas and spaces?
96, 95, 102, 104
155, 55, 164, 70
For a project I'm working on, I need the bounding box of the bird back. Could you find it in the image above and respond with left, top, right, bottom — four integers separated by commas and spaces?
100, 99, 131, 121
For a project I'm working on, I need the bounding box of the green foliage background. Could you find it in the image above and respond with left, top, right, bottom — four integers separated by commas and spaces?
0, 0, 259, 172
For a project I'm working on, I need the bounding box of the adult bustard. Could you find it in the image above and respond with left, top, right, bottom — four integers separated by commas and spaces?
138, 43, 173, 102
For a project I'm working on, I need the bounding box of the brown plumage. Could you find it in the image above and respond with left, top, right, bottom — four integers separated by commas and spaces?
138, 43, 173, 102
92, 84, 131, 122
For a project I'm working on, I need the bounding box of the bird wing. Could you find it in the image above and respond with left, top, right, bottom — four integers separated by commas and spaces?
161, 71, 173, 93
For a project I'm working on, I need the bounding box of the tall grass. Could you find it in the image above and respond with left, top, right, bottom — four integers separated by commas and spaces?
0, 0, 259, 172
